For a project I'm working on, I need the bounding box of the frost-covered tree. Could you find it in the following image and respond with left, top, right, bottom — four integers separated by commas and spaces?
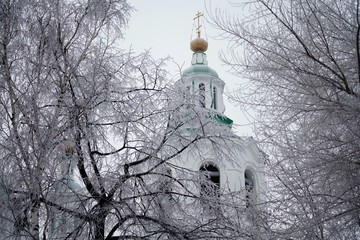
211, 0, 360, 239
0, 1, 258, 239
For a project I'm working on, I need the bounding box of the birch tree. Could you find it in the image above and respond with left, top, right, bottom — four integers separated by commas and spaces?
211, 0, 360, 239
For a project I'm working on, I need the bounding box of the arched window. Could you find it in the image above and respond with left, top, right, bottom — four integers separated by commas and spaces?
244, 169, 255, 207
212, 86, 217, 109
199, 164, 220, 197
199, 83, 205, 107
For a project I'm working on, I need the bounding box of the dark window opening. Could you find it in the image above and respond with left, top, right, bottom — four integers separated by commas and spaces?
200, 164, 220, 197
199, 83, 205, 107
212, 86, 217, 110
244, 170, 255, 208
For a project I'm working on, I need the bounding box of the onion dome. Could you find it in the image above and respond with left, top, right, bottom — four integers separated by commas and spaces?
183, 36, 218, 78
190, 37, 208, 52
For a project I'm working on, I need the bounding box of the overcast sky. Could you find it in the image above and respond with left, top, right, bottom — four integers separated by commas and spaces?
122, 0, 253, 135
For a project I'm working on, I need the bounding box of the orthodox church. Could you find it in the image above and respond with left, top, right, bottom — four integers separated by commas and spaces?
44, 13, 266, 238
167, 12, 266, 208
0, 12, 267, 240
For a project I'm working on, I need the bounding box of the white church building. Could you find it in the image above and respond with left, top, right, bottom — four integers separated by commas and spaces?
166, 14, 266, 209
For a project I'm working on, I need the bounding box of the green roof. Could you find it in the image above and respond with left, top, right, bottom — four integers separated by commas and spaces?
182, 64, 219, 78
170, 109, 233, 130
213, 113, 233, 127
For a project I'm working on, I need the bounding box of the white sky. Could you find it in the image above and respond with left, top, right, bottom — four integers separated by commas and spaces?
122, 0, 253, 136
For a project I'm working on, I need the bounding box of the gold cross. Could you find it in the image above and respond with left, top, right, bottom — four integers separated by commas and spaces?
193, 11, 203, 38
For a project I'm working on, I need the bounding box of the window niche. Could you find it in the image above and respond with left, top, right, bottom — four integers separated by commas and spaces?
212, 86, 217, 110
244, 169, 256, 207
199, 164, 220, 198
199, 83, 205, 107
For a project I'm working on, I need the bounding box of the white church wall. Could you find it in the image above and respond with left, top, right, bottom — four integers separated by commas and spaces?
167, 135, 266, 206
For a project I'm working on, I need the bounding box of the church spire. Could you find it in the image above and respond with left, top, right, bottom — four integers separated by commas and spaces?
190, 12, 208, 53
177, 11, 233, 128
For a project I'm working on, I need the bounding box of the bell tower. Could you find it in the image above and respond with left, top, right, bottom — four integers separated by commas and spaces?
169, 12, 266, 208
181, 12, 228, 117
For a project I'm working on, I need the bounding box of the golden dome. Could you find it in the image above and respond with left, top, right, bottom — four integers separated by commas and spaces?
190, 37, 208, 52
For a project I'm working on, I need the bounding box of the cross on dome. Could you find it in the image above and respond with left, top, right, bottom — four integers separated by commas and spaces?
190, 11, 208, 52
194, 11, 203, 38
